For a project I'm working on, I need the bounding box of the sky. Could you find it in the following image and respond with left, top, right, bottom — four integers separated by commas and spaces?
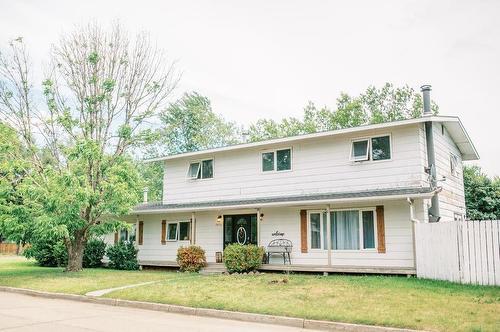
1, 0, 499, 175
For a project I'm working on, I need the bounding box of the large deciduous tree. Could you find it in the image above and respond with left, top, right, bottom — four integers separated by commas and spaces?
0, 23, 177, 271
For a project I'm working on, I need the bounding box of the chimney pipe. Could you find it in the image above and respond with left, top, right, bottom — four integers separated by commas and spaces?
143, 187, 149, 203
421, 84, 432, 116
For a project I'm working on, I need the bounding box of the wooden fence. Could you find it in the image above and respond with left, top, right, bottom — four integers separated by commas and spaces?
415, 220, 500, 286
0, 243, 21, 254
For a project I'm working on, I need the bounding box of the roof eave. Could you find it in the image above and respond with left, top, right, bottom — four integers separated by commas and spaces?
130, 191, 436, 214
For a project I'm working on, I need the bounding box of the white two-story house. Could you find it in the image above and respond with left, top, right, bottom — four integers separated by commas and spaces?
108, 86, 479, 274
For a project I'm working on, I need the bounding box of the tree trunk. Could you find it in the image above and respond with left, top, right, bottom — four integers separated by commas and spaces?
65, 233, 86, 272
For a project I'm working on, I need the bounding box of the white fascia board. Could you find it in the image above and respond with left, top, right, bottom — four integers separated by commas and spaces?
145, 116, 457, 163
130, 191, 436, 214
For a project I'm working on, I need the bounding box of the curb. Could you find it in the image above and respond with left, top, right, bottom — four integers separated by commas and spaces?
0, 286, 420, 332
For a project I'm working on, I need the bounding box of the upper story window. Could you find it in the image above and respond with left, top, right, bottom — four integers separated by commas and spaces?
350, 135, 391, 162
262, 148, 292, 172
450, 153, 459, 176
187, 159, 213, 180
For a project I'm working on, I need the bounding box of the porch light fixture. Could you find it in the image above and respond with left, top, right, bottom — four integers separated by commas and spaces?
259, 213, 264, 221
216, 215, 223, 225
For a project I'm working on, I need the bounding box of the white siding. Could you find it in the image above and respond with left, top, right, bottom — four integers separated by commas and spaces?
432, 124, 466, 221
132, 200, 417, 268
163, 125, 426, 204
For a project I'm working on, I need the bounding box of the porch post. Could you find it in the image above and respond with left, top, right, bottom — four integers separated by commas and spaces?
135, 215, 139, 250
257, 208, 261, 246
326, 206, 331, 266
191, 212, 196, 245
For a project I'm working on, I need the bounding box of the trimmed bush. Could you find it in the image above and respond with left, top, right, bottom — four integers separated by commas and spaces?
106, 241, 139, 270
83, 238, 106, 268
176, 245, 207, 272
223, 244, 265, 273
24, 239, 67, 267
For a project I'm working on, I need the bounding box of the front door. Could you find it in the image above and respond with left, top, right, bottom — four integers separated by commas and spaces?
223, 214, 257, 248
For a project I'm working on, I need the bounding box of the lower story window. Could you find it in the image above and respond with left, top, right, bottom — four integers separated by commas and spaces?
309, 209, 377, 250
120, 224, 136, 243
167, 221, 191, 241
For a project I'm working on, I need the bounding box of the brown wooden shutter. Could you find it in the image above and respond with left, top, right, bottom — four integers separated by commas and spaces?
376, 205, 386, 253
161, 220, 166, 245
114, 232, 118, 244
300, 210, 308, 253
138, 221, 144, 245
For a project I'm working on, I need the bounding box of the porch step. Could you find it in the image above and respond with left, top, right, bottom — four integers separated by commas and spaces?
199, 263, 227, 275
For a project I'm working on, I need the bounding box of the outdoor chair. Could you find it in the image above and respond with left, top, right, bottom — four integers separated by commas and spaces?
266, 238, 292, 264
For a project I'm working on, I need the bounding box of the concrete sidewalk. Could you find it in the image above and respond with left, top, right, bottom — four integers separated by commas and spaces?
0, 292, 313, 332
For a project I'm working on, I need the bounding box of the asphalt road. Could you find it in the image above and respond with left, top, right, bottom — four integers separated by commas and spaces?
0, 292, 314, 332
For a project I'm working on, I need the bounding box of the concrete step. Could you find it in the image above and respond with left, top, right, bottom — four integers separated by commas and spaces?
200, 263, 227, 275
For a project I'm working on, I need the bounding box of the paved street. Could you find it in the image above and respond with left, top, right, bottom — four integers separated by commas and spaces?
0, 292, 314, 332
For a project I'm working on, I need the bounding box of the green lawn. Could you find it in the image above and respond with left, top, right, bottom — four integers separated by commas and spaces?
0, 256, 166, 294
1, 256, 498, 331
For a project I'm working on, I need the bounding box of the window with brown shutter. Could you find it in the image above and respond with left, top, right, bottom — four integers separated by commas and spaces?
138, 221, 144, 245
376, 205, 386, 253
300, 210, 307, 253
161, 220, 166, 245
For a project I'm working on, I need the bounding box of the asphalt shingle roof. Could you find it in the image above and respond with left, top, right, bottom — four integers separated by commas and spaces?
134, 187, 433, 212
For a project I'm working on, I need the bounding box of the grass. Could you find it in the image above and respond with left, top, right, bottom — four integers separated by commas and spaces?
1, 256, 499, 331
0, 256, 167, 294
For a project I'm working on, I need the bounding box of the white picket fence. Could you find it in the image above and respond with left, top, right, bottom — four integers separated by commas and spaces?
415, 220, 500, 286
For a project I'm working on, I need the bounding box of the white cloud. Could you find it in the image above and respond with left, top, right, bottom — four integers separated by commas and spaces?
1, 0, 499, 175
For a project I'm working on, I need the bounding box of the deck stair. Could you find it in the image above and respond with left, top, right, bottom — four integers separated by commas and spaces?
199, 263, 227, 275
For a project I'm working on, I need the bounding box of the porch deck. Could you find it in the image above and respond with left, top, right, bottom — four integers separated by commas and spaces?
138, 260, 415, 275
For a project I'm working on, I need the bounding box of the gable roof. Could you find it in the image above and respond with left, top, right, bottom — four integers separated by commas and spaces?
146, 115, 479, 162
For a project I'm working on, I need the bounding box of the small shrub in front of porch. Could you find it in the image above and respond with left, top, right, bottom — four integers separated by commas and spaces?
176, 245, 207, 272
83, 238, 106, 268
223, 244, 264, 273
106, 241, 139, 270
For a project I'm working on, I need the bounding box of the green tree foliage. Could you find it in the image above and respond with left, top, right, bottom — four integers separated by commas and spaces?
0, 122, 37, 252
139, 92, 240, 201
248, 83, 439, 141
157, 91, 240, 154
463, 166, 500, 220
0, 23, 177, 271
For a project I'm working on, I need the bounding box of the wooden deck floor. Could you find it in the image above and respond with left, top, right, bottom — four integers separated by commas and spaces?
138, 260, 416, 275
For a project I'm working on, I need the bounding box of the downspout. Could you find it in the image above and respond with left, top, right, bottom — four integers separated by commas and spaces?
421, 85, 440, 222
407, 198, 420, 271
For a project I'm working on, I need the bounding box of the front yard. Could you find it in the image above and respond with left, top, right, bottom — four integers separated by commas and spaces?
0, 256, 498, 331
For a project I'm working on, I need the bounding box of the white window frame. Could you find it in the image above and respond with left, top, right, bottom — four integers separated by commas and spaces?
261, 147, 293, 173
166, 222, 178, 241
307, 208, 378, 252
307, 210, 326, 250
350, 138, 370, 162
350, 134, 392, 163
450, 153, 459, 177
166, 221, 192, 242
186, 158, 214, 180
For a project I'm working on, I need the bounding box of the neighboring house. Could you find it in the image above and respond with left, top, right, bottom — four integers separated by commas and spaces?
106, 86, 479, 274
